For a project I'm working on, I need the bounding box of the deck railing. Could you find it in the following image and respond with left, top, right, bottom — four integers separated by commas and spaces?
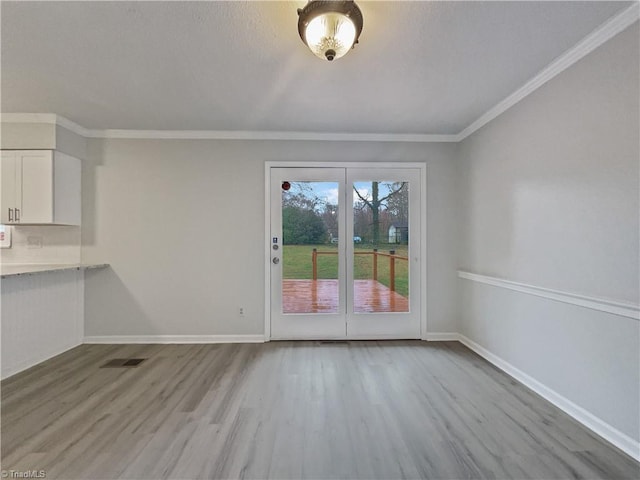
311, 248, 408, 292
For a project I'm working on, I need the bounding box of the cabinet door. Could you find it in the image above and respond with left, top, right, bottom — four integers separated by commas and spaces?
20, 151, 53, 224
0, 151, 19, 224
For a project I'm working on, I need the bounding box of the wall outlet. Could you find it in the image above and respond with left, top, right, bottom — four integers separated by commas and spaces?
239, 307, 245, 317
27, 236, 43, 249
0, 225, 11, 248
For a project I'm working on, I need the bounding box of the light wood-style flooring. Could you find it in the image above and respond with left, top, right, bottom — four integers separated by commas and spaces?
2, 341, 638, 479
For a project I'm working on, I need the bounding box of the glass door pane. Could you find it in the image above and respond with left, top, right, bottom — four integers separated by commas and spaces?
270, 166, 421, 340
281, 181, 340, 314
270, 168, 346, 340
352, 181, 410, 313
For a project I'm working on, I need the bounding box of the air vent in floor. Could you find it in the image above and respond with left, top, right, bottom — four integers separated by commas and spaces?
100, 358, 147, 368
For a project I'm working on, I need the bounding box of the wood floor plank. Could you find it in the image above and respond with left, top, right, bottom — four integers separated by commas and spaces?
2, 341, 638, 479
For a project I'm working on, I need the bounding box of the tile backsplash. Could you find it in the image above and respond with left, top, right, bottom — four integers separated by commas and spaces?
0, 225, 81, 264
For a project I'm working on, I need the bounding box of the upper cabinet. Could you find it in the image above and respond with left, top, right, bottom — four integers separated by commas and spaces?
1, 150, 81, 225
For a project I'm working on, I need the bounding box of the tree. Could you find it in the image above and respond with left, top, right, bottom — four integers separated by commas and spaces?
282, 191, 323, 211
353, 182, 407, 246
282, 206, 327, 244
320, 203, 339, 240
353, 200, 371, 241
385, 182, 409, 225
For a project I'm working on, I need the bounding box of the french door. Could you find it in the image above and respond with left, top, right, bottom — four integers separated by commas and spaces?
269, 166, 422, 339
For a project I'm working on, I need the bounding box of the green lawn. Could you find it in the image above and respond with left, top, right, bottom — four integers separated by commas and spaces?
283, 244, 409, 298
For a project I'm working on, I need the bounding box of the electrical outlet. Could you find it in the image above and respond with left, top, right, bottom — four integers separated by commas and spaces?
27, 236, 43, 249
0, 225, 11, 248
239, 307, 245, 317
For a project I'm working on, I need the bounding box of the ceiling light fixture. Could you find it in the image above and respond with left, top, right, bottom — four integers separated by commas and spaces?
297, 0, 363, 61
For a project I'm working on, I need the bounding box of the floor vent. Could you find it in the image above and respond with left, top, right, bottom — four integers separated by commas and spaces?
100, 358, 147, 368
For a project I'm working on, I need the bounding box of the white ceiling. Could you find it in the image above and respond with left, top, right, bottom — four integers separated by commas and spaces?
0, 1, 633, 135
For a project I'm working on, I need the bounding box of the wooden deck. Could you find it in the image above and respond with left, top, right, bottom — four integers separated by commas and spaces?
282, 279, 409, 314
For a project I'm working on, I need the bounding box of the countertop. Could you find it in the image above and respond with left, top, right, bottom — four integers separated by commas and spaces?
1, 263, 109, 278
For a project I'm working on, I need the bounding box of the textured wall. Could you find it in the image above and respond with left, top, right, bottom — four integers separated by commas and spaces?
458, 24, 639, 442
81, 140, 459, 337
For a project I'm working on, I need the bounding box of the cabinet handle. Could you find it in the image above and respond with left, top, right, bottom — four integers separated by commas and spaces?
8, 208, 13, 222
15, 208, 20, 222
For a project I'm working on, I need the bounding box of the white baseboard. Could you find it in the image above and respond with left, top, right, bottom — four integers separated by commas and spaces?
424, 332, 460, 341
83, 335, 265, 344
457, 334, 640, 462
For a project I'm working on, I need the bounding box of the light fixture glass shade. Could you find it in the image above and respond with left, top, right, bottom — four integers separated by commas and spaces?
297, 1, 363, 61
304, 12, 357, 61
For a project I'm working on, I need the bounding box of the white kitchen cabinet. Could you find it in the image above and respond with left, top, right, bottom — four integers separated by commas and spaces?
0, 150, 80, 225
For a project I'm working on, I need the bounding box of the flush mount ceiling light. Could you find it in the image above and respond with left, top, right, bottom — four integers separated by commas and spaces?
297, 0, 363, 61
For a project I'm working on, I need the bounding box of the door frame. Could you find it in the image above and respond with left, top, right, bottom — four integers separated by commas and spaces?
264, 161, 428, 341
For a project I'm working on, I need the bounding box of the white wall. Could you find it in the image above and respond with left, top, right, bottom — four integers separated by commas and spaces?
1, 269, 84, 379
81, 140, 459, 337
0, 225, 81, 265
56, 124, 88, 160
457, 22, 639, 448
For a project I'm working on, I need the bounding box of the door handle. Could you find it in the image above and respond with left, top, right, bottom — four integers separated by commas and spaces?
272, 257, 280, 265
8, 208, 13, 222
15, 208, 20, 222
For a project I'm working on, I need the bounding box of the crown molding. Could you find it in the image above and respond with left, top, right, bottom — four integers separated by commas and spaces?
1, 112, 58, 124
86, 129, 459, 143
55, 115, 92, 137
0, 113, 457, 142
457, 2, 640, 142
1, 112, 91, 137
2, 4, 637, 143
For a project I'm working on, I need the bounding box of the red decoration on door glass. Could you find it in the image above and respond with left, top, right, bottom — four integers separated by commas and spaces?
282, 181, 291, 191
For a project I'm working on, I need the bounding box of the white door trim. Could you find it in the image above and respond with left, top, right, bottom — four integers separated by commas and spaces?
346, 167, 422, 338
264, 161, 427, 341
269, 167, 347, 339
